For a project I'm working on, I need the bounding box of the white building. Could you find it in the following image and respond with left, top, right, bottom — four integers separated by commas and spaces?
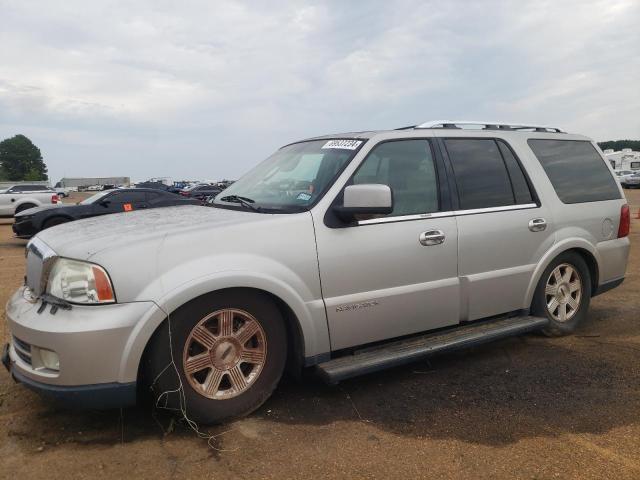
603, 148, 640, 171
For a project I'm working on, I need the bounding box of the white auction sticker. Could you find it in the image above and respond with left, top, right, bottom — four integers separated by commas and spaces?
321, 139, 363, 150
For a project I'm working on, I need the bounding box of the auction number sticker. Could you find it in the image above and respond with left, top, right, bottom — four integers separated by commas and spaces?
321, 139, 362, 150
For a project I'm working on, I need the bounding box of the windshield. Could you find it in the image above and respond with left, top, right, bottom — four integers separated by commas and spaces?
80, 190, 111, 205
214, 139, 362, 211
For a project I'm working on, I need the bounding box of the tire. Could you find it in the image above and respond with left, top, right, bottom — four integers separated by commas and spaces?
14, 203, 36, 215
144, 289, 287, 424
531, 252, 591, 337
43, 217, 70, 230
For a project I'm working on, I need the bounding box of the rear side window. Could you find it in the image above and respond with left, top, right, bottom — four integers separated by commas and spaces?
107, 191, 146, 203
528, 140, 621, 204
444, 138, 529, 210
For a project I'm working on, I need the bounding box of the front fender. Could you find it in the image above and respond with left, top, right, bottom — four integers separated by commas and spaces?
118, 265, 329, 385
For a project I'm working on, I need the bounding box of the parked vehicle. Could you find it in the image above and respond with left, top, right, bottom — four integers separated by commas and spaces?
3, 121, 630, 424
618, 171, 640, 189
136, 181, 183, 194
12, 188, 201, 238
0, 184, 59, 217
614, 170, 634, 187
180, 184, 222, 201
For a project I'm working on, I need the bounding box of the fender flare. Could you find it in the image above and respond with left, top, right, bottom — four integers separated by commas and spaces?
524, 238, 600, 308
118, 271, 328, 384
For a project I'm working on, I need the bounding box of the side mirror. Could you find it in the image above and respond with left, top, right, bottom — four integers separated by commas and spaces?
333, 184, 393, 221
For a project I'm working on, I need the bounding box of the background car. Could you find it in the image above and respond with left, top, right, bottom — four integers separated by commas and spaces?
622, 173, 640, 188
614, 170, 639, 188
179, 184, 222, 201
0, 184, 59, 217
12, 188, 201, 238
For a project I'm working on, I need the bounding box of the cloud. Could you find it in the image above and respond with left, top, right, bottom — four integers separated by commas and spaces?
0, 0, 638, 182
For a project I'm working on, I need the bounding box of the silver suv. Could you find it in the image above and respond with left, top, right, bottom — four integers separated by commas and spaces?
3, 121, 630, 423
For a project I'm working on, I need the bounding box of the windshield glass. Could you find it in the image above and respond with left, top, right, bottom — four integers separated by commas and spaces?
80, 190, 111, 205
214, 139, 362, 211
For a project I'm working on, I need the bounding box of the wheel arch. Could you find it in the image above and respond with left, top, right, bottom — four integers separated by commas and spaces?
14, 201, 38, 214
131, 283, 324, 386
42, 215, 74, 227
525, 239, 601, 308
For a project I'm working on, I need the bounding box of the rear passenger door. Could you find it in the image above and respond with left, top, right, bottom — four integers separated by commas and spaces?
440, 137, 555, 321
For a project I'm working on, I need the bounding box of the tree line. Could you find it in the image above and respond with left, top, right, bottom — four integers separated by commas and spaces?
0, 133, 638, 183
0, 134, 48, 181
597, 140, 640, 152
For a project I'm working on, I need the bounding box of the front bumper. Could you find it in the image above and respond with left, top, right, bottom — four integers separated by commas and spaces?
12, 217, 37, 238
5, 287, 160, 408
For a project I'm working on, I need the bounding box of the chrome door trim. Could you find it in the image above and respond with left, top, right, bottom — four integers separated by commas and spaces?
357, 203, 538, 226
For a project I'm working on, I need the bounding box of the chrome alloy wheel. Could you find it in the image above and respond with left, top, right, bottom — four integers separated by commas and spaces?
182, 309, 267, 400
545, 263, 582, 322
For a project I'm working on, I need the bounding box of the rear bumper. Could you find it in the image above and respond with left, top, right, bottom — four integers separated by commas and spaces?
593, 277, 625, 297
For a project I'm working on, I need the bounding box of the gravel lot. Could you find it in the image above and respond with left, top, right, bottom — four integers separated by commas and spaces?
1, 190, 639, 479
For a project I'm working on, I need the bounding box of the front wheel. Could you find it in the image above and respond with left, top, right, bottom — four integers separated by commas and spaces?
532, 252, 591, 336
145, 290, 287, 424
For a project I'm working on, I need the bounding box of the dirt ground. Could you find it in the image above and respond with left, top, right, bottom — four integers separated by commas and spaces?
1, 190, 639, 479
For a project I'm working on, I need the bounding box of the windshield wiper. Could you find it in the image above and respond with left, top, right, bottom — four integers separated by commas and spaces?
219, 195, 262, 212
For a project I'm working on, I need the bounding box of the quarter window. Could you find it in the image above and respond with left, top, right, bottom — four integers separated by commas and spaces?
528, 140, 621, 204
497, 141, 534, 205
444, 139, 519, 210
352, 140, 439, 217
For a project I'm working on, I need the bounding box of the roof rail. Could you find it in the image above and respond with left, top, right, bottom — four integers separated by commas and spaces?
414, 120, 565, 133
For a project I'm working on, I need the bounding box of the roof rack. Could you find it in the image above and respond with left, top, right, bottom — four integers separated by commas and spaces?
414, 120, 565, 133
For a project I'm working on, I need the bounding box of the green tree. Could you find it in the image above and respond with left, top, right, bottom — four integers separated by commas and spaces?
597, 140, 640, 151
0, 134, 48, 181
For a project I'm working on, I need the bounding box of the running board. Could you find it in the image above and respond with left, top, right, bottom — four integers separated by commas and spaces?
317, 315, 549, 384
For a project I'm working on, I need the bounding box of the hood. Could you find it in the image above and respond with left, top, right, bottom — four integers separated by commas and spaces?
36, 205, 273, 259
15, 204, 64, 217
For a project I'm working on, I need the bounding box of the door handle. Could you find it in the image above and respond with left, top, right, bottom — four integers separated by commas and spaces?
419, 230, 445, 246
528, 218, 547, 232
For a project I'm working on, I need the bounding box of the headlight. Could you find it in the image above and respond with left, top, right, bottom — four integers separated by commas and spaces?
46, 258, 115, 304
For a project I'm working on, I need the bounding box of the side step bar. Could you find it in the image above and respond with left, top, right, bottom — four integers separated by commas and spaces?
316, 315, 549, 384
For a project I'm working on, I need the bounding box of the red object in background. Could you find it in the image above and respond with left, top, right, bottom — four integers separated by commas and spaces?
123, 203, 133, 212
618, 204, 630, 238
51, 194, 59, 204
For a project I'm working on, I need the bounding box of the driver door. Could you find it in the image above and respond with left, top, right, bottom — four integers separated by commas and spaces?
313, 139, 460, 350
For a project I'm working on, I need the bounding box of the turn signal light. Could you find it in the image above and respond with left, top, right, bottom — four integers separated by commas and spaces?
618, 204, 630, 238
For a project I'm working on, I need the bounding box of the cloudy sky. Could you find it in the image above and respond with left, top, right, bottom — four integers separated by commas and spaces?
0, 0, 638, 183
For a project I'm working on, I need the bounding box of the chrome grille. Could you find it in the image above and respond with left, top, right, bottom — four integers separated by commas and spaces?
12, 336, 32, 365
25, 237, 56, 297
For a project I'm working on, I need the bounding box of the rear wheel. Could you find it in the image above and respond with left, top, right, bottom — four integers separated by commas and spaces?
145, 290, 287, 424
532, 252, 591, 336
14, 203, 36, 215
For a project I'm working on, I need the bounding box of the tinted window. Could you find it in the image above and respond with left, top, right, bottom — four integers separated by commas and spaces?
528, 140, 621, 204
497, 141, 534, 204
352, 140, 438, 217
444, 139, 515, 209
631, 162, 640, 169
146, 191, 165, 201
107, 191, 146, 203
10, 185, 50, 192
